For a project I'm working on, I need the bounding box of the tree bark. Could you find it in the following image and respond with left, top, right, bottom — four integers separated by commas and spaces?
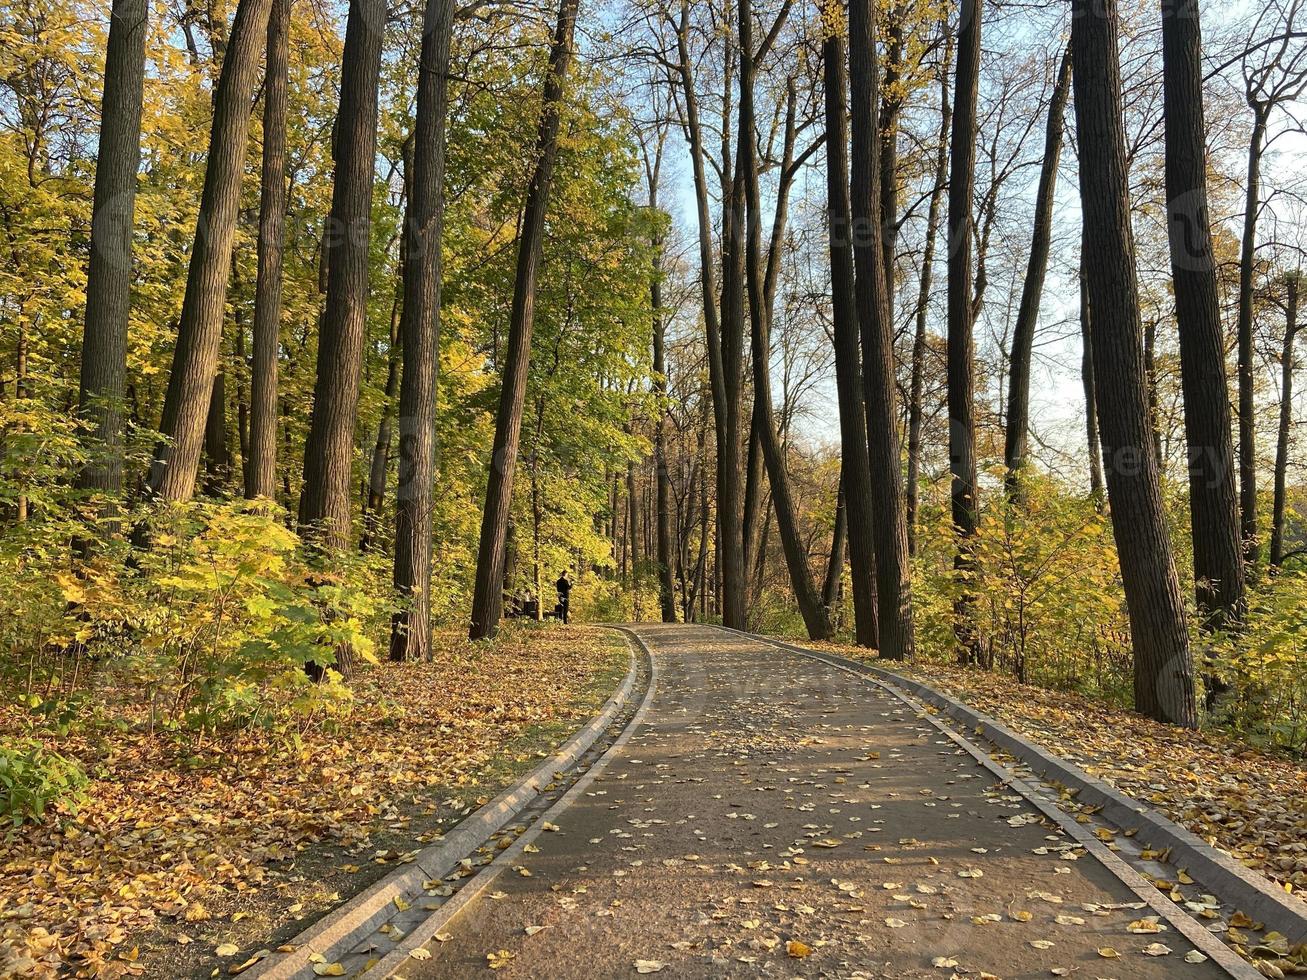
1271, 273, 1299, 568
822, 18, 878, 648
1160, 0, 1247, 633
738, 1, 830, 639
361, 294, 402, 551
650, 183, 678, 622
389, 0, 454, 660
823, 471, 847, 610
246, 0, 289, 501
849, 0, 915, 660
1237, 104, 1269, 564
297, 0, 386, 550
468, 0, 579, 639
907, 30, 951, 556
1079, 263, 1106, 506
878, 2, 904, 312
673, 0, 746, 629
947, 0, 982, 663
1004, 45, 1071, 492
1072, 0, 1197, 728
78, 0, 148, 501
149, 0, 273, 501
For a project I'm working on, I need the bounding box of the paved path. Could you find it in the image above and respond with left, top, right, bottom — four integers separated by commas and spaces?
403, 624, 1227, 979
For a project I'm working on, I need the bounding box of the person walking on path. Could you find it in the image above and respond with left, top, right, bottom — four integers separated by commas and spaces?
554, 570, 572, 624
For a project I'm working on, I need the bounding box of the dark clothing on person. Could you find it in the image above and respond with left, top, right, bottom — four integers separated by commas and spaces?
555, 574, 572, 624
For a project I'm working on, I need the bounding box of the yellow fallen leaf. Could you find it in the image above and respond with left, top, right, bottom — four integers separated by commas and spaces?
311, 964, 346, 977
786, 940, 812, 958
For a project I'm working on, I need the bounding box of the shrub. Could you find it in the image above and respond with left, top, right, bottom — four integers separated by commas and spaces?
0, 738, 87, 826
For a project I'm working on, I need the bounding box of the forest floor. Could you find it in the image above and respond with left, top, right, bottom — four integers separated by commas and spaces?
799, 639, 1307, 901
398, 624, 1233, 978
0, 624, 628, 980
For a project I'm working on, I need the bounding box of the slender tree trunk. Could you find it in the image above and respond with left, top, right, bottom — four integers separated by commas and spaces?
246, 0, 289, 501
1080, 263, 1106, 506
1004, 45, 1071, 492
149, 0, 273, 501
78, 0, 148, 501
849, 0, 915, 660
822, 18, 878, 648
389, 0, 454, 660
1160, 0, 1247, 639
907, 32, 951, 556
1238, 105, 1268, 565
946, 0, 983, 664
203, 369, 230, 491
468, 0, 579, 639
1072, 0, 1197, 728
1271, 274, 1299, 568
823, 471, 847, 610
297, 0, 385, 554
878, 3, 904, 311
674, 0, 745, 628
651, 195, 677, 622
362, 294, 402, 550
738, 14, 829, 638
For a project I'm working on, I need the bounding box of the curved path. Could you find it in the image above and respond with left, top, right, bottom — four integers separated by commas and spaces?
403, 624, 1229, 978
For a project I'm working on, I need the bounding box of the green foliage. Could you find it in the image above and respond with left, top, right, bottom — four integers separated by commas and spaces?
914, 470, 1133, 701
1208, 569, 1307, 751
1, 501, 391, 738
0, 738, 87, 827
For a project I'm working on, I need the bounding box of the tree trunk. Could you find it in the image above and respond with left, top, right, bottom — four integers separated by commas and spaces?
149, 0, 273, 501
297, 0, 386, 552
1072, 0, 1197, 728
203, 369, 230, 491
468, 0, 579, 639
674, 0, 745, 629
246, 0, 289, 501
822, 18, 879, 648
878, 3, 904, 312
1004, 45, 1071, 492
1271, 273, 1299, 568
389, 0, 454, 661
739, 0, 829, 639
823, 471, 847, 610
1160, 0, 1247, 634
907, 30, 952, 556
651, 190, 677, 622
1237, 105, 1268, 564
947, 0, 982, 663
361, 294, 402, 551
849, 0, 916, 660
78, 0, 148, 501
1079, 263, 1106, 506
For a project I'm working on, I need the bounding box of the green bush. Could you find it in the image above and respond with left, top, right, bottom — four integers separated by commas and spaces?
0, 738, 87, 826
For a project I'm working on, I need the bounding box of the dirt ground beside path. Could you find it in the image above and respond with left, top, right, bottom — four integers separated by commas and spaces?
400, 624, 1226, 979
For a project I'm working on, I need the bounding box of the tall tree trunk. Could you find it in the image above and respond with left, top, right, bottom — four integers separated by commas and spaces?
738, 15, 829, 639
1004, 45, 1071, 492
1072, 0, 1197, 728
1080, 263, 1106, 506
907, 30, 952, 556
878, 2, 904, 311
650, 184, 677, 622
390, 0, 454, 661
1237, 104, 1269, 564
468, 0, 579, 639
947, 0, 983, 664
1271, 273, 1299, 568
822, 471, 847, 610
674, 0, 745, 629
246, 0, 289, 501
849, 0, 915, 660
1160, 0, 1247, 636
297, 0, 385, 552
78, 0, 148, 501
149, 0, 273, 501
362, 294, 402, 550
822, 17, 878, 648
203, 369, 230, 491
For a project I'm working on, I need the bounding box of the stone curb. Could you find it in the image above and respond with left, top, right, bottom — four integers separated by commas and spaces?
721, 626, 1307, 947
365, 625, 661, 976
246, 635, 645, 980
